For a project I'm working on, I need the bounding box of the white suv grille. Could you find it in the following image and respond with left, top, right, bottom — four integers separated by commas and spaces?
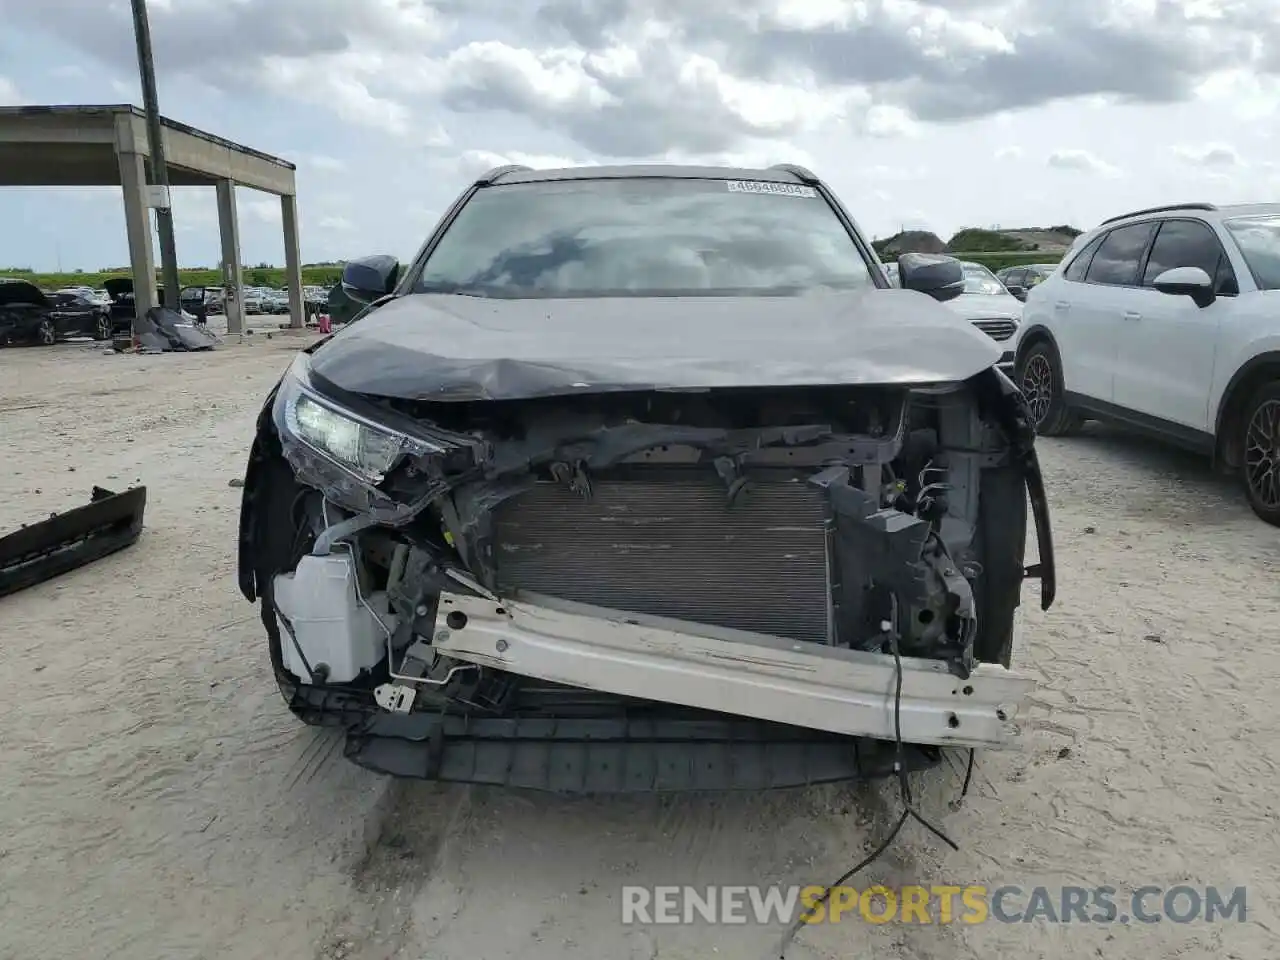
972, 319, 1018, 342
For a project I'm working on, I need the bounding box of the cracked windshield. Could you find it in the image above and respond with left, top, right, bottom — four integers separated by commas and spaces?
0, 2, 1276, 960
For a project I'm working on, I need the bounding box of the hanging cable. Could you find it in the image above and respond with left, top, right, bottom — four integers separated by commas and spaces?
778, 596, 971, 958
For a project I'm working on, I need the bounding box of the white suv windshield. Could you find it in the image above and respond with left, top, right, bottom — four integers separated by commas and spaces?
1224, 215, 1280, 291
414, 177, 876, 298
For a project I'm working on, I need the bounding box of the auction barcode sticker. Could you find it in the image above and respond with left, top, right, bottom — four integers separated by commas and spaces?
726, 180, 818, 198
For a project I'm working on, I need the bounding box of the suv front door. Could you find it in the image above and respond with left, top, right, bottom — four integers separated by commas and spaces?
1111, 218, 1235, 433
1057, 221, 1157, 404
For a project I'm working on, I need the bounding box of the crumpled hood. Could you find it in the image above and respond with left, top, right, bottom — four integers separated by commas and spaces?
308, 288, 1004, 402
943, 293, 1023, 321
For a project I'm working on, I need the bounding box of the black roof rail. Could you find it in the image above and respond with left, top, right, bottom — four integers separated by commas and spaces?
1098, 202, 1218, 226
768, 163, 819, 185
476, 164, 532, 185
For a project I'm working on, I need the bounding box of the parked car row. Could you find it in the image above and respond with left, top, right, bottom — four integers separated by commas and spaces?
239, 285, 328, 317
162, 283, 323, 321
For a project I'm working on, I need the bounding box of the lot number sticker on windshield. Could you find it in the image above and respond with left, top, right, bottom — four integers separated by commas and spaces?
726, 180, 818, 198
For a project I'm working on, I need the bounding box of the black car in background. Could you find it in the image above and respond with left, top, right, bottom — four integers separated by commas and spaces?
0, 279, 53, 345
1, 278, 112, 345
996, 263, 1058, 301
102, 277, 203, 333
51, 290, 114, 341
179, 286, 217, 322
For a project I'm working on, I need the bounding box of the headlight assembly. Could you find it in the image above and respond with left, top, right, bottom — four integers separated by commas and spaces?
284, 391, 406, 484
275, 354, 441, 486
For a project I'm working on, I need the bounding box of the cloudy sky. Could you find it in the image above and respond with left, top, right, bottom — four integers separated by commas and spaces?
0, 0, 1277, 271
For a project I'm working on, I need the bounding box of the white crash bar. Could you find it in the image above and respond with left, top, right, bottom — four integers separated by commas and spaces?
434, 591, 1035, 749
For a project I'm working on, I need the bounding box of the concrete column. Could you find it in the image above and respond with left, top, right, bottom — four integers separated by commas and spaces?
216, 178, 245, 336
118, 150, 157, 326
281, 193, 304, 329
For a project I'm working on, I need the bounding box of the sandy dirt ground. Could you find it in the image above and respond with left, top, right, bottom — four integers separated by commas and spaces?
1, 336, 1277, 960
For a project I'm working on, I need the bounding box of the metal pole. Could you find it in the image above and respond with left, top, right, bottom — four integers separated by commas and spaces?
130, 0, 180, 310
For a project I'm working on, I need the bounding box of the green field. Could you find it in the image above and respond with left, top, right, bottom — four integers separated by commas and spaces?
4, 265, 345, 291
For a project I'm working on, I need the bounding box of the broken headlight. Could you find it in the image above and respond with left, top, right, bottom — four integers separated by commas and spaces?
286, 392, 404, 483
275, 353, 439, 486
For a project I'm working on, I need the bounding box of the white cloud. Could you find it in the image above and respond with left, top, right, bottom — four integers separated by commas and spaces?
305, 155, 346, 173
661, 144, 819, 171
243, 198, 281, 223
864, 104, 921, 138
1195, 70, 1280, 122
0, 75, 23, 104
258, 57, 412, 136
1047, 149, 1122, 178
1173, 143, 1242, 168
456, 148, 589, 179
169, 188, 218, 226
317, 215, 354, 232
897, 211, 936, 232
861, 164, 930, 182
673, 54, 857, 136
995, 145, 1024, 161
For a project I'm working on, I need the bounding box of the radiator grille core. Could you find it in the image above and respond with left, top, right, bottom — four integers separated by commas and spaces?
491, 468, 831, 643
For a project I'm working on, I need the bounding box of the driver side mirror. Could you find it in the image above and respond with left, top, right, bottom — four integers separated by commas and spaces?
1006, 284, 1028, 301
898, 253, 966, 303
1152, 266, 1216, 308
341, 254, 401, 304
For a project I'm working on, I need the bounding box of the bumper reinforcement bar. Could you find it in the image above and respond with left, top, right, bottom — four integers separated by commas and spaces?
433, 591, 1034, 750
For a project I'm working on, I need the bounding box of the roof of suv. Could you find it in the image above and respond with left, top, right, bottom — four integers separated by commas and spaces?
1099, 201, 1280, 229
1214, 203, 1280, 219
489, 163, 818, 186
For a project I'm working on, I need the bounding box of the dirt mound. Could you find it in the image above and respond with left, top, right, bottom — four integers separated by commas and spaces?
874, 230, 946, 255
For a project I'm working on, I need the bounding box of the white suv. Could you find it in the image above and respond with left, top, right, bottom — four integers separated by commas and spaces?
1013, 202, 1280, 525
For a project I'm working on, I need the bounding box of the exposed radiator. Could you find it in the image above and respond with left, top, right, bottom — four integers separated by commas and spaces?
491, 467, 831, 643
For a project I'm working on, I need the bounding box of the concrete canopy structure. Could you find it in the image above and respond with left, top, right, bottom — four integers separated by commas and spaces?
0, 104, 303, 332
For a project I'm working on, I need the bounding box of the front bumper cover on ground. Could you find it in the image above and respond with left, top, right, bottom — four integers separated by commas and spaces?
0, 486, 147, 599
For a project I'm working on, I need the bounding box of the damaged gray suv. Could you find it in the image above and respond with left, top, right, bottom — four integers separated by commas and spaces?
237, 163, 1056, 792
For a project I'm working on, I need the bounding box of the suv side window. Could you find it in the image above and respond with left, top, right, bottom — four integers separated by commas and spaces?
1004, 268, 1025, 287
1063, 234, 1106, 282
1084, 222, 1156, 286
1140, 219, 1238, 296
